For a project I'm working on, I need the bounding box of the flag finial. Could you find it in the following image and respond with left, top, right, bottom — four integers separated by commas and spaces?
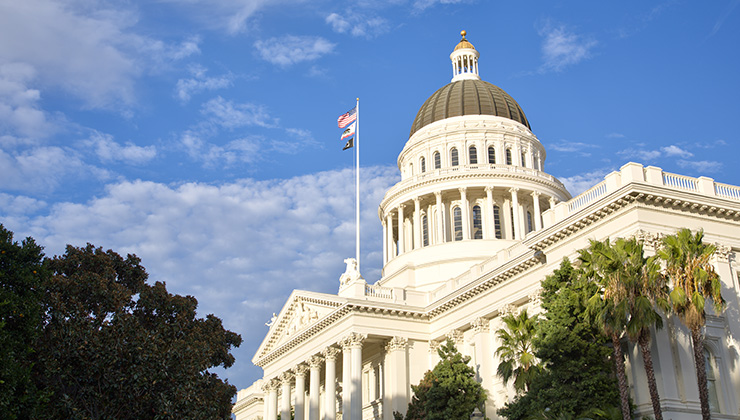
461, 30, 466, 39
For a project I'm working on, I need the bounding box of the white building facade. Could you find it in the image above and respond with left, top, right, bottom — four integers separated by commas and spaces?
234, 32, 740, 420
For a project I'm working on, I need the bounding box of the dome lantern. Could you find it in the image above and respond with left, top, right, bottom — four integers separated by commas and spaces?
450, 30, 480, 82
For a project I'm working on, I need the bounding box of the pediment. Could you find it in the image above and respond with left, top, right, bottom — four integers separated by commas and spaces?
257, 292, 343, 358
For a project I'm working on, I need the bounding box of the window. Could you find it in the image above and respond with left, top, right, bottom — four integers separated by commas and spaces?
493, 205, 502, 239
506, 148, 512, 165
409, 163, 413, 176
521, 152, 527, 167
469, 146, 477, 164
451, 148, 459, 166
453, 207, 463, 241
472, 205, 482, 239
422, 214, 429, 247
420, 157, 426, 173
527, 211, 533, 233
433, 151, 441, 169
705, 348, 721, 412
488, 146, 496, 164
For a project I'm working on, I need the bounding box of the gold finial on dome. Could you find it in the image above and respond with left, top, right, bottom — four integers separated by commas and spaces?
454, 30, 475, 51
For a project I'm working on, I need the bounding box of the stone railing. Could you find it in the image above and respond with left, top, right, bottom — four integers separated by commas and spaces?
543, 162, 740, 228
365, 284, 394, 300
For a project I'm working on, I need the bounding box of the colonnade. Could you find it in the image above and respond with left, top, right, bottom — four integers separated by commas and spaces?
382, 186, 557, 264
260, 333, 367, 420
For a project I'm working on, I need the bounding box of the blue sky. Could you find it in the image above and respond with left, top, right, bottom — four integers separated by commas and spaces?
1, 0, 739, 392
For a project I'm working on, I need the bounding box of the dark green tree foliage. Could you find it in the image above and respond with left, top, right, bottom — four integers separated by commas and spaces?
0, 225, 48, 419
498, 259, 620, 420
37, 244, 242, 420
404, 370, 436, 420
425, 339, 486, 420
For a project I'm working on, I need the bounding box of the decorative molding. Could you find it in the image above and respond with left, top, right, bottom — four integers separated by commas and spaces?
340, 332, 366, 349
385, 336, 408, 352
446, 329, 464, 344
293, 363, 309, 377
308, 354, 325, 368
429, 339, 441, 353
279, 371, 294, 384
471, 317, 490, 334
323, 346, 341, 361
714, 243, 732, 262
499, 303, 516, 316
528, 287, 543, 306
633, 229, 663, 250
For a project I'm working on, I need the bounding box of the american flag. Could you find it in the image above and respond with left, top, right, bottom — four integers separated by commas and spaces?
337, 106, 357, 128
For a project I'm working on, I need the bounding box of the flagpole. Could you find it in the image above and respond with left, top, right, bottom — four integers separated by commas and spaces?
355, 98, 360, 272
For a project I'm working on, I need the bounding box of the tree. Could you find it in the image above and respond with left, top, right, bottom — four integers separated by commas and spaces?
579, 239, 632, 420
494, 309, 540, 393
586, 238, 668, 420
0, 225, 48, 419
658, 228, 725, 420
498, 259, 620, 420
36, 244, 242, 420
401, 339, 486, 420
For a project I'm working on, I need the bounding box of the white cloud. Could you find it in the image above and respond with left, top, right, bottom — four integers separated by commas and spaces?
201, 96, 276, 129
605, 132, 625, 138
325, 12, 390, 38
660, 145, 693, 158
8, 165, 399, 386
84, 132, 157, 165
559, 169, 611, 196
254, 36, 335, 67
618, 148, 662, 161
175, 65, 232, 103
412, 0, 467, 12
677, 160, 723, 173
0, 63, 57, 143
0, 146, 94, 192
538, 23, 597, 72
549, 140, 598, 155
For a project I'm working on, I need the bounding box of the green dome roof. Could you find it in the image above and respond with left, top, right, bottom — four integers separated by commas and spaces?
410, 80, 530, 137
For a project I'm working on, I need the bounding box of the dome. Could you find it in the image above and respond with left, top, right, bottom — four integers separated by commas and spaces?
409, 79, 531, 137
454, 30, 475, 51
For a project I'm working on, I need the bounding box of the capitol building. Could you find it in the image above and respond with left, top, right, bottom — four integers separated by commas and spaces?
233, 32, 740, 420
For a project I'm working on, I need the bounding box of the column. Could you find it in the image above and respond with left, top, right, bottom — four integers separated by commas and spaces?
397, 204, 405, 254
261, 381, 270, 420
548, 197, 556, 212
459, 187, 470, 240
294, 364, 308, 420
323, 347, 341, 420
280, 372, 294, 420
381, 219, 387, 264
434, 192, 444, 244
341, 333, 366, 420
309, 355, 324, 420
386, 337, 409, 416
531, 191, 542, 231
385, 213, 394, 261
472, 317, 494, 419
510, 188, 521, 240
267, 379, 279, 420
413, 197, 421, 250
485, 186, 494, 239
428, 340, 441, 370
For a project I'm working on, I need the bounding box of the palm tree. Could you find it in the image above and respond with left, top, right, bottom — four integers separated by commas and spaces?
494, 309, 541, 394
579, 239, 631, 420
658, 228, 725, 420
602, 237, 669, 420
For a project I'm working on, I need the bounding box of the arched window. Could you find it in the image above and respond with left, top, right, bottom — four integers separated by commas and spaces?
450, 148, 459, 166
409, 163, 414, 176
488, 146, 496, 164
433, 151, 441, 169
506, 148, 512, 165
527, 211, 533, 233
521, 151, 527, 167
420, 157, 426, 173
469, 146, 478, 164
493, 205, 502, 239
453, 207, 463, 241
422, 214, 429, 247
705, 348, 721, 412
472, 205, 482, 239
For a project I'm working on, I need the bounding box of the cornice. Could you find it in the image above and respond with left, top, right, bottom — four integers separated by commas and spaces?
232, 395, 263, 414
